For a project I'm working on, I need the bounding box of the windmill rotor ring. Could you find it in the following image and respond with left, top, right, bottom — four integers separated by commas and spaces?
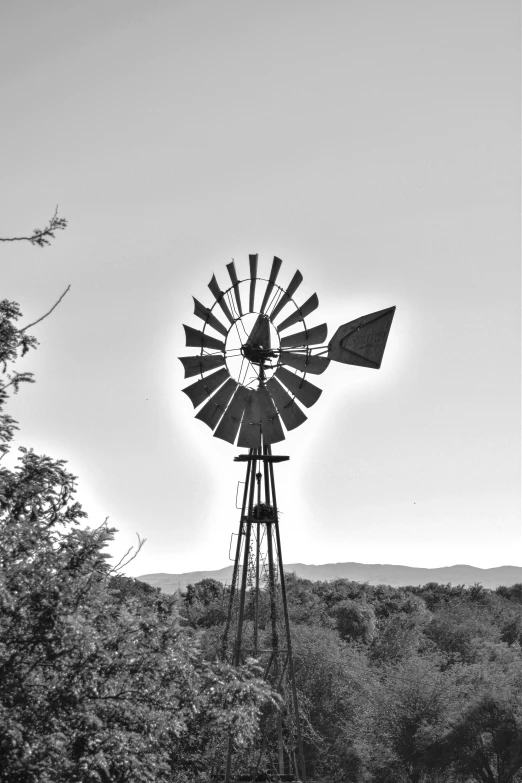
179, 254, 396, 449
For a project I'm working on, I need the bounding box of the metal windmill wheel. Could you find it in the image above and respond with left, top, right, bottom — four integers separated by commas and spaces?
180, 254, 394, 445
179, 255, 395, 783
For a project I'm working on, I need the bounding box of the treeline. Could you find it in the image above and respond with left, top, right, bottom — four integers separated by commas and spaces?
180, 575, 522, 782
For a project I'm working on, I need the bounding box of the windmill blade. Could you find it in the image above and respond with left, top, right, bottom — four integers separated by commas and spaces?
280, 323, 328, 349
237, 391, 262, 449
257, 386, 285, 445
195, 378, 237, 429
178, 354, 226, 379
275, 366, 322, 408
208, 274, 235, 324
260, 256, 283, 314
249, 254, 258, 312
193, 298, 228, 337
184, 325, 226, 352
269, 270, 303, 322
214, 386, 249, 444
328, 306, 396, 369
226, 260, 243, 317
182, 367, 230, 408
266, 377, 308, 431
280, 352, 330, 375
277, 293, 319, 333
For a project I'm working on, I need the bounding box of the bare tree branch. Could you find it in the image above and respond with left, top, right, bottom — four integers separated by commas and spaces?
21, 285, 71, 332
110, 534, 147, 573
0, 206, 67, 248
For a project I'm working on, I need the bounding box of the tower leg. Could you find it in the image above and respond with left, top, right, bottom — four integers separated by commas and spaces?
254, 470, 262, 655
224, 451, 256, 783
223, 446, 306, 782
222, 452, 253, 661
267, 446, 307, 783
233, 448, 258, 667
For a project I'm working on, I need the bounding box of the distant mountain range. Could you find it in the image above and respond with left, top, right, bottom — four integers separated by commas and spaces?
137, 562, 522, 593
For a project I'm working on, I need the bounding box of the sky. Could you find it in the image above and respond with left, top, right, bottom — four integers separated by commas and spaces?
0, 0, 519, 576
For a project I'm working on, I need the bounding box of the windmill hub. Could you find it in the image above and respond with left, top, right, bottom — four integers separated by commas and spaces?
240, 312, 278, 367
240, 342, 278, 366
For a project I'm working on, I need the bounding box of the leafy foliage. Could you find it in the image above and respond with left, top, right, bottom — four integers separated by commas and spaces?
0, 300, 38, 456
183, 578, 228, 630
0, 451, 275, 782
182, 574, 522, 783
332, 599, 376, 644
0, 290, 274, 781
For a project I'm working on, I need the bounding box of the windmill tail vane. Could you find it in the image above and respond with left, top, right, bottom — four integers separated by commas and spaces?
178, 254, 395, 782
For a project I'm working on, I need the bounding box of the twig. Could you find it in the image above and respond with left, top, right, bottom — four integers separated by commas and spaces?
21, 285, 71, 332
0, 206, 67, 248
0, 375, 33, 394
111, 545, 134, 572
110, 534, 147, 573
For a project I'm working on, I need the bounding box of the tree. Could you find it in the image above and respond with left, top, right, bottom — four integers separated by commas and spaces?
370, 613, 431, 665
312, 578, 370, 611
0, 474, 274, 781
285, 573, 329, 627
333, 599, 376, 644
182, 578, 228, 629
407, 582, 467, 612
369, 592, 431, 664
500, 613, 522, 647
496, 584, 522, 606
425, 599, 501, 664
1, 208, 69, 458
291, 623, 371, 782
0, 299, 39, 457
356, 654, 459, 783
0, 218, 275, 781
440, 652, 522, 783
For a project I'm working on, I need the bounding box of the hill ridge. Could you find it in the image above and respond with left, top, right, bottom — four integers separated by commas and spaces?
137, 562, 522, 593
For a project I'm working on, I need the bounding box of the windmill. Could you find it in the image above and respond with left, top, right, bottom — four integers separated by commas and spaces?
179, 255, 395, 782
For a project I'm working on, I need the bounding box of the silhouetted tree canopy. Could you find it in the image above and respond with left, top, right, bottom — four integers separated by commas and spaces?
0, 223, 274, 782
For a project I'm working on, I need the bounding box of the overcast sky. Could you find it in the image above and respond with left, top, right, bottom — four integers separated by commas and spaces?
1, 1, 519, 576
